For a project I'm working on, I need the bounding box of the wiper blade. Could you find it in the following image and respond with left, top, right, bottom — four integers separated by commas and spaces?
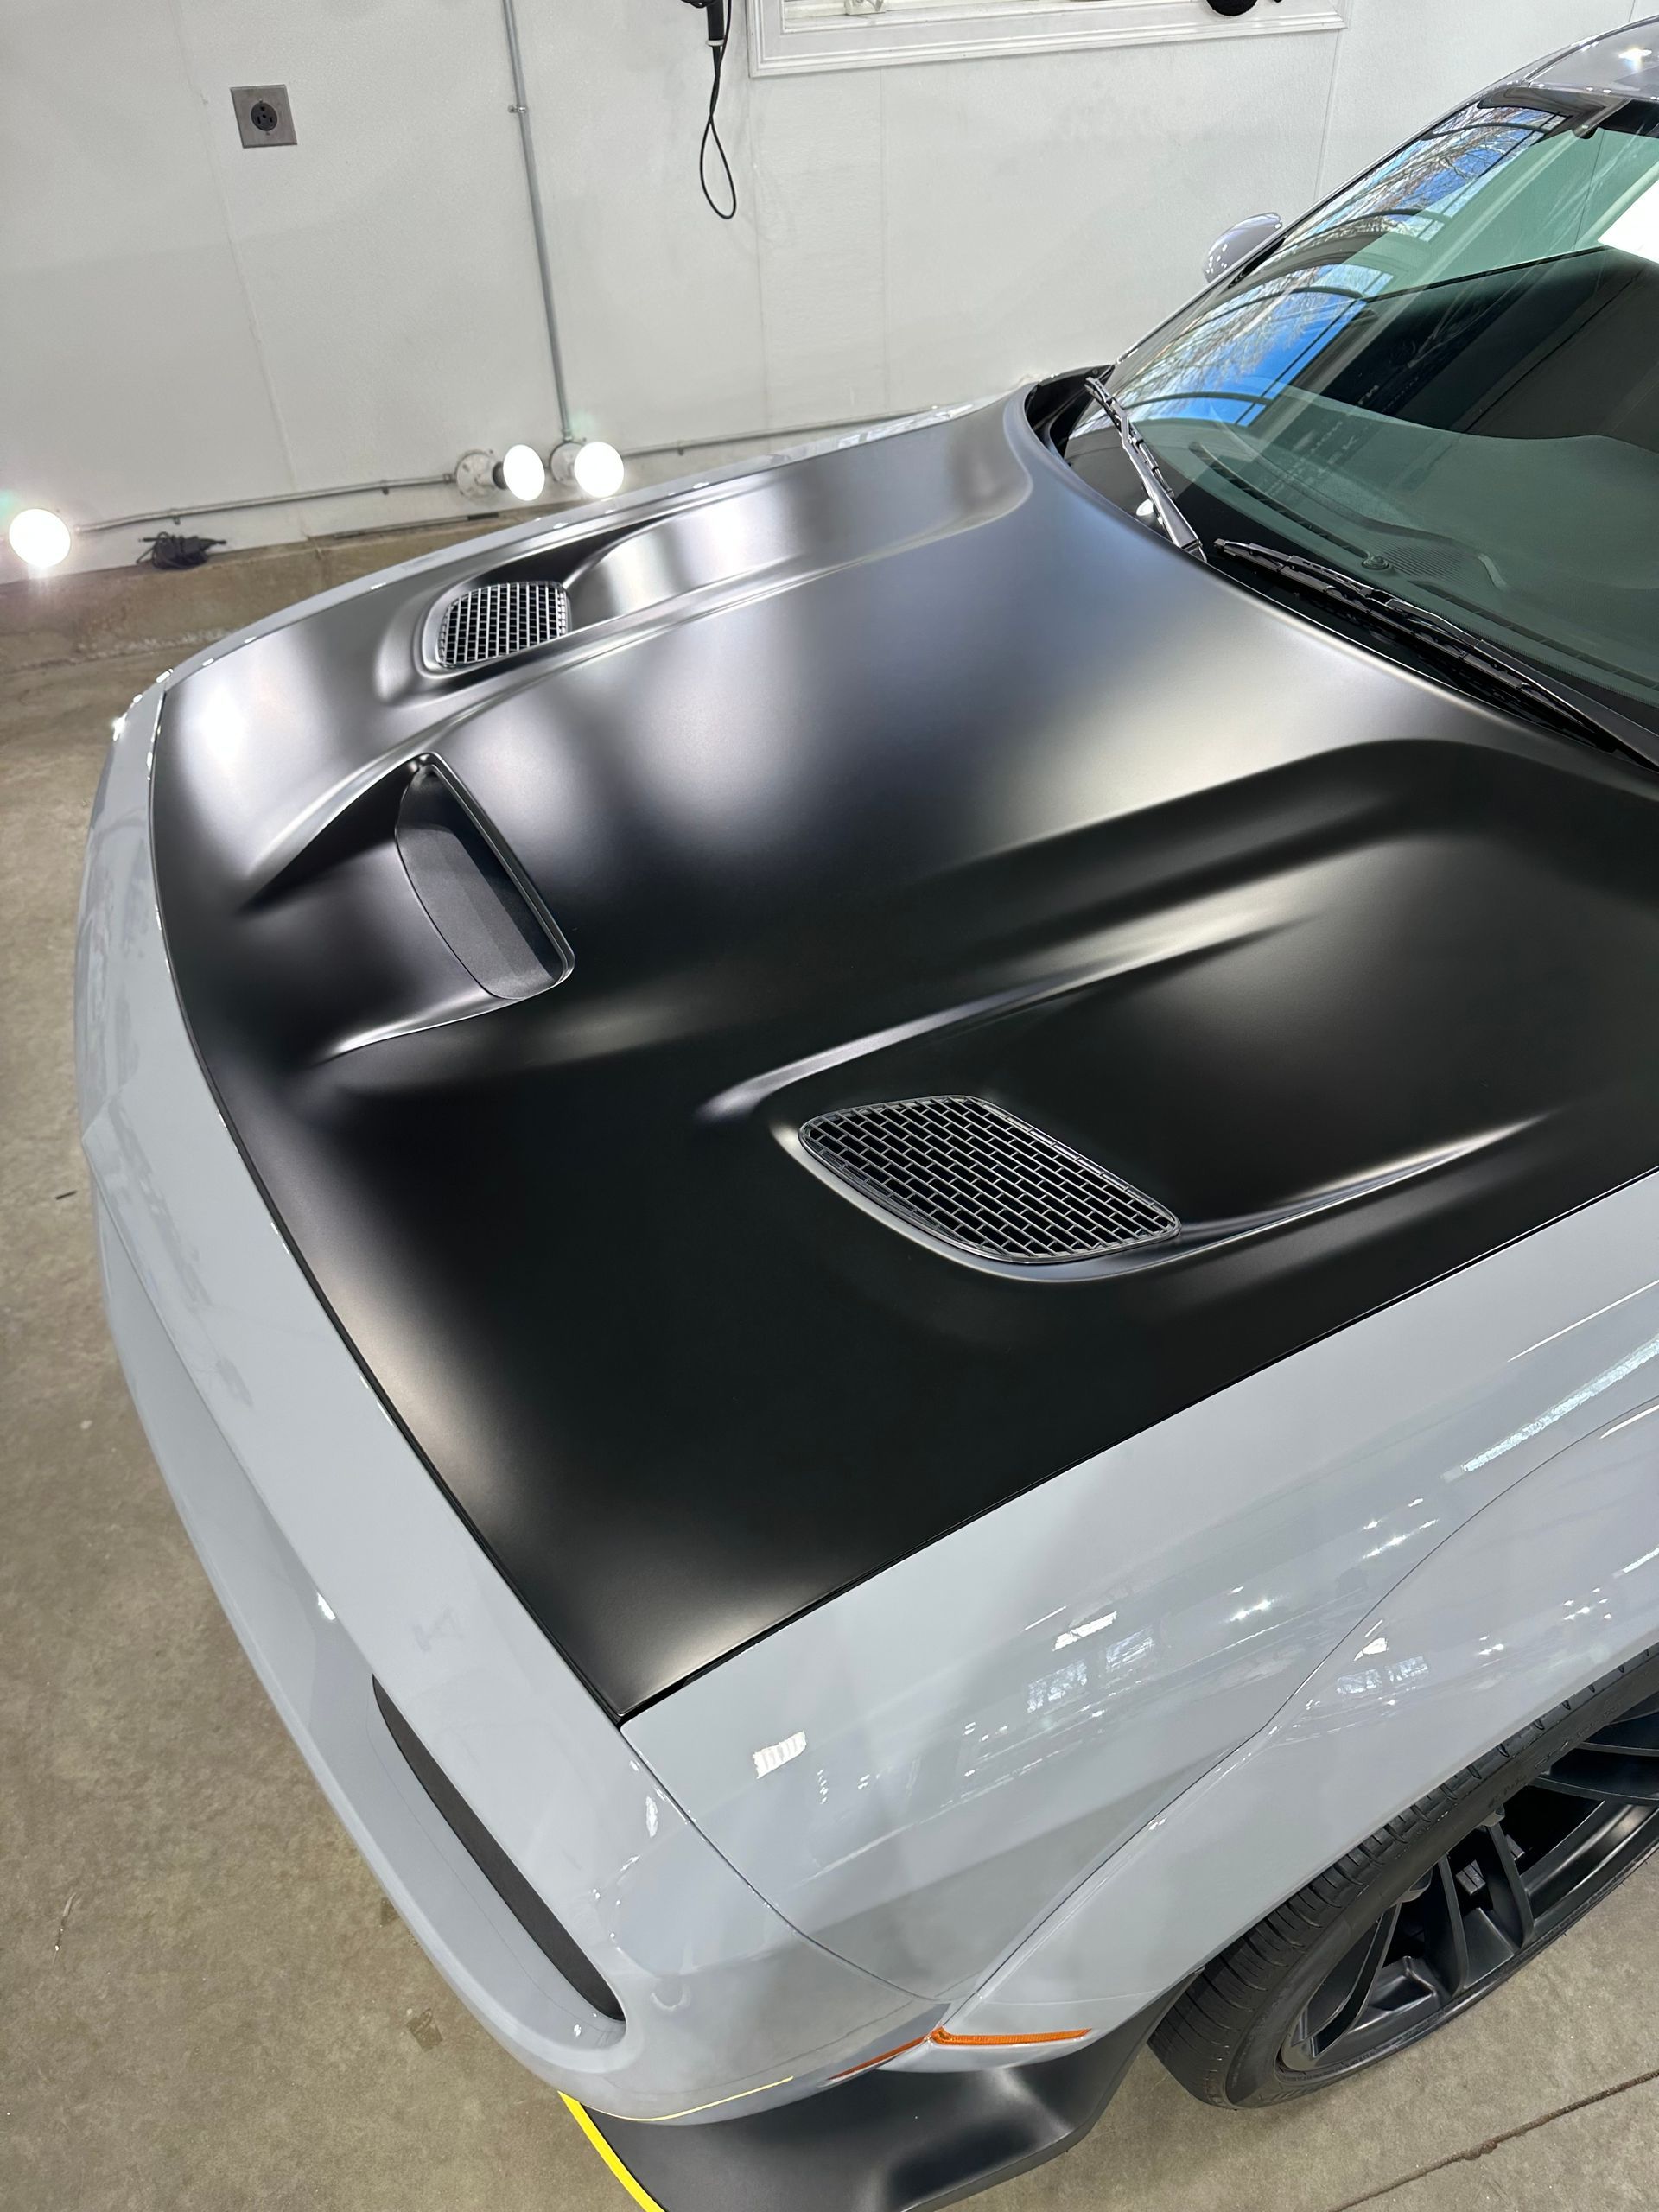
1085, 377, 1205, 558
1214, 539, 1654, 769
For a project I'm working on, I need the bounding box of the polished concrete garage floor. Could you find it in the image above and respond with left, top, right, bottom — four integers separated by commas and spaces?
6, 543, 1659, 2212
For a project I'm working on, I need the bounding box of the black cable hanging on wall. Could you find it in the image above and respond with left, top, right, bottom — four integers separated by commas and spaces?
682, 0, 737, 219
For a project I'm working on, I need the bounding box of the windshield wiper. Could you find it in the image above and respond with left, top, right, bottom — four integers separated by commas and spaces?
1214, 539, 1656, 770
1085, 377, 1205, 558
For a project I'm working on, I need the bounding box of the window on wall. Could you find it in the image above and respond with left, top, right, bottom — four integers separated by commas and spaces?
747, 0, 1348, 77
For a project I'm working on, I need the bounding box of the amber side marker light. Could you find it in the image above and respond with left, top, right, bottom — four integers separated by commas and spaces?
928, 2027, 1090, 2048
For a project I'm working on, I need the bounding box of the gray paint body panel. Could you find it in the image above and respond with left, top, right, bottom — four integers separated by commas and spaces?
85, 559, 1659, 2085
75, 48, 1659, 2106
948, 1394, 1659, 2037
627, 1179, 1659, 2002
79, 677, 922, 2120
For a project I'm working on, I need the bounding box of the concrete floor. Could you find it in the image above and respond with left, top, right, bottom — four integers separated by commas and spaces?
6, 542, 1659, 2212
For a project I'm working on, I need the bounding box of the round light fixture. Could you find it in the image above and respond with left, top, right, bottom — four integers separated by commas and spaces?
9, 507, 73, 570
454, 447, 551, 504
497, 442, 548, 502
550, 440, 626, 500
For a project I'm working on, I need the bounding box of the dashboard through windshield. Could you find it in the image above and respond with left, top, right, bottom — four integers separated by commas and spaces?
1073, 94, 1659, 728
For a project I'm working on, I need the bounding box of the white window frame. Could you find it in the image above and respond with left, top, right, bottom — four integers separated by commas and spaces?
747, 0, 1347, 79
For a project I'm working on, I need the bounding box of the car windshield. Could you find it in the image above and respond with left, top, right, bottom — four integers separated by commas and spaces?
1103, 94, 1659, 724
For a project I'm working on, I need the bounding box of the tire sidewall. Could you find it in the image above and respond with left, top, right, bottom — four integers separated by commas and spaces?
1221, 1648, 1659, 2106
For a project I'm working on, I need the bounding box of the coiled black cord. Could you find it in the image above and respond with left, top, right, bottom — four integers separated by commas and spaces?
685, 0, 737, 220
136, 531, 225, 570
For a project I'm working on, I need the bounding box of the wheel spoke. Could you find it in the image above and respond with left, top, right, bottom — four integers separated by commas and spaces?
1476, 1815, 1536, 1951
1536, 1748, 1659, 1805
1583, 1714, 1659, 1755
1274, 1678, 1659, 2090
1309, 1904, 1402, 2056
1519, 1802, 1624, 1899
1421, 1856, 1471, 1999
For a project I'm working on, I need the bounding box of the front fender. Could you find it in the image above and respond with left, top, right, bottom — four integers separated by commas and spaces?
944, 1389, 1659, 2038
629, 1161, 1659, 2013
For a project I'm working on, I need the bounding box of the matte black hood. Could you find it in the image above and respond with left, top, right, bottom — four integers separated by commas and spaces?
152, 392, 1659, 1716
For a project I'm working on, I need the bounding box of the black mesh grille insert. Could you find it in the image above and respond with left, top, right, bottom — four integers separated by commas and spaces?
799, 1096, 1179, 1265
435, 580, 569, 670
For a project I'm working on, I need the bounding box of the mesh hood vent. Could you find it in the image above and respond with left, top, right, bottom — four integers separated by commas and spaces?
799, 1096, 1179, 1266
435, 581, 569, 671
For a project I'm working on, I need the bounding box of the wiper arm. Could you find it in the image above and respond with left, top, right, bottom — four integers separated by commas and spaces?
1085, 377, 1205, 558
1214, 539, 1656, 771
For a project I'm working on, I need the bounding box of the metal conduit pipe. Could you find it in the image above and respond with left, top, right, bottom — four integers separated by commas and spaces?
75, 412, 901, 538
499, 0, 574, 446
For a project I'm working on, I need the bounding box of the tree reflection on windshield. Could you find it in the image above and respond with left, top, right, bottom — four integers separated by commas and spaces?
1101, 101, 1659, 720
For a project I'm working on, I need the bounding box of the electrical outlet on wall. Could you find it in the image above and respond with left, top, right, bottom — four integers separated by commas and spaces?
231, 85, 296, 149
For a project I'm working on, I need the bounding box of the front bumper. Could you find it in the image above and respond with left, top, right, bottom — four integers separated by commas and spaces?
91, 1194, 1166, 2203
568, 2005, 1160, 2212
76, 670, 925, 2123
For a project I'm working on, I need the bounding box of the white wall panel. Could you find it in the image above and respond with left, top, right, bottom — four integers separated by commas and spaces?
0, 0, 1630, 564
877, 29, 1341, 410
518, 0, 771, 448
0, 0, 290, 524
751, 69, 892, 429
1318, 0, 1644, 194
169, 0, 556, 485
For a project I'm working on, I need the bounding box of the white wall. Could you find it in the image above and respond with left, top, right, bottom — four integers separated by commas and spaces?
0, 0, 1642, 570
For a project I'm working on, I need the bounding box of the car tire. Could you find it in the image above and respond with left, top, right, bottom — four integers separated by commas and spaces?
1152, 1643, 1659, 2107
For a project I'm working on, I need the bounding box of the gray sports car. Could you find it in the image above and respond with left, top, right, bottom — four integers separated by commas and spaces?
78, 18, 1659, 2208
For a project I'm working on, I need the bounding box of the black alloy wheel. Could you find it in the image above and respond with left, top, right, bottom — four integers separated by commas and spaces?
1281, 1691, 1659, 2079
1154, 1653, 1659, 2107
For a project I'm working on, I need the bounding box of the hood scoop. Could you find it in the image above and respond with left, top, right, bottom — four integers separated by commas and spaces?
396, 760, 574, 1000
430, 580, 570, 671
798, 1096, 1180, 1270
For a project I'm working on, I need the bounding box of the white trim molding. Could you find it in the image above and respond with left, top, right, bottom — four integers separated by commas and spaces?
747, 0, 1348, 78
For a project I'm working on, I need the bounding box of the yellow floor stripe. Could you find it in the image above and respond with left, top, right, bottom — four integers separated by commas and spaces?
561, 2096, 669, 2212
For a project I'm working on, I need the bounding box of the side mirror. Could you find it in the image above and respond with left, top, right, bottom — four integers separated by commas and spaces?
1205, 212, 1284, 283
